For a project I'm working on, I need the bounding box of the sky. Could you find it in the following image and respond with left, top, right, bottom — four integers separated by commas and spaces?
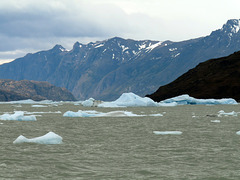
1, 0, 240, 64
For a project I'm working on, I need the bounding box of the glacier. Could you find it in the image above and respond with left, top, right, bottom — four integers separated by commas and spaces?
13, 131, 62, 144
0, 111, 37, 121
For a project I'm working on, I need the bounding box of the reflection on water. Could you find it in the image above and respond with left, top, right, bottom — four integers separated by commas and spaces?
1, 103, 240, 179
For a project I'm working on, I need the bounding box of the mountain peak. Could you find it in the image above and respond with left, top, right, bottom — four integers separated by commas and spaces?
52, 44, 66, 52
221, 19, 240, 34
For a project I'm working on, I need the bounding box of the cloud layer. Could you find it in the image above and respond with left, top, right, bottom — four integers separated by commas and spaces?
1, 0, 240, 62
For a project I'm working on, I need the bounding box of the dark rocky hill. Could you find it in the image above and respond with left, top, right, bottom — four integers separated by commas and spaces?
147, 51, 240, 102
0, 79, 76, 101
0, 19, 240, 100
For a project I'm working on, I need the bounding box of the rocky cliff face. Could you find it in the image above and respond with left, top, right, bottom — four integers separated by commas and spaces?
0, 79, 76, 101
0, 19, 240, 100
147, 51, 240, 102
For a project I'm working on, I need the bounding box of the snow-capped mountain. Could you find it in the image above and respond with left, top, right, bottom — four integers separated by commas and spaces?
0, 19, 240, 100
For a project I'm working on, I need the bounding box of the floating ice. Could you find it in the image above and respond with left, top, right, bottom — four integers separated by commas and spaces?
0, 111, 36, 121
161, 94, 237, 105
218, 110, 238, 117
98, 92, 158, 107
211, 120, 221, 123
81, 98, 94, 107
153, 131, 182, 135
13, 132, 62, 144
31, 105, 48, 108
236, 131, 240, 135
63, 110, 143, 117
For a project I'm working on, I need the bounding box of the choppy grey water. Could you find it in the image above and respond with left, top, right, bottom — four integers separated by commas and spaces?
1, 103, 240, 179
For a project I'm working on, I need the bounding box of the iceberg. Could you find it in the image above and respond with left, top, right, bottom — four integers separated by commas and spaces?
81, 98, 94, 107
0, 111, 37, 121
153, 131, 182, 135
160, 94, 237, 105
13, 132, 63, 144
31, 105, 48, 107
218, 110, 238, 117
63, 110, 143, 117
98, 92, 158, 107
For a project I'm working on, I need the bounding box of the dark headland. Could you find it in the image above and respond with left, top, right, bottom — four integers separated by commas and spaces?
147, 51, 240, 102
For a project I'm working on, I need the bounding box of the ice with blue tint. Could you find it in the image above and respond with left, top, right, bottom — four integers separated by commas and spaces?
13, 132, 62, 144
98, 92, 158, 107
63, 110, 144, 117
153, 131, 183, 135
160, 94, 237, 105
218, 110, 238, 117
0, 111, 37, 121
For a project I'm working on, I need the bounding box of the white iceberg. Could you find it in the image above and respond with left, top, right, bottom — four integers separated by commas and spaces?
63, 110, 143, 117
160, 94, 237, 105
218, 110, 238, 117
236, 131, 240, 135
153, 131, 183, 135
211, 120, 221, 123
0, 111, 37, 121
81, 98, 95, 107
98, 92, 158, 107
13, 132, 63, 144
31, 105, 48, 108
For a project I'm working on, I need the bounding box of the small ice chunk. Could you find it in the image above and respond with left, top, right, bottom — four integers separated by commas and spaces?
13, 132, 62, 144
0, 111, 36, 121
32, 105, 48, 108
236, 131, 240, 135
153, 131, 182, 135
211, 120, 221, 123
218, 110, 238, 117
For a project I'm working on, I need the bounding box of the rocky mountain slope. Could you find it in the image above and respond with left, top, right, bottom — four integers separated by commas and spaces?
0, 19, 240, 100
147, 51, 240, 102
0, 79, 76, 101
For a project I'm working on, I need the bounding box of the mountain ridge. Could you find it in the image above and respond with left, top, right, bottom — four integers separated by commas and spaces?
0, 19, 240, 100
0, 79, 76, 101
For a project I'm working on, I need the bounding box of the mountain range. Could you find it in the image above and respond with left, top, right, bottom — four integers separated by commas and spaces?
147, 51, 240, 102
0, 79, 76, 101
0, 19, 240, 100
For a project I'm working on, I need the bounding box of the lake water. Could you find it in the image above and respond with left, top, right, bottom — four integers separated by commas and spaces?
1, 103, 240, 179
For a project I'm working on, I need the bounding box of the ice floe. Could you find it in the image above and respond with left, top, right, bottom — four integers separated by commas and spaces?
31, 105, 48, 108
0, 111, 37, 121
153, 131, 182, 135
98, 92, 158, 107
63, 110, 144, 117
236, 131, 240, 135
160, 94, 237, 105
13, 132, 62, 144
96, 93, 237, 107
218, 110, 238, 117
211, 120, 221, 123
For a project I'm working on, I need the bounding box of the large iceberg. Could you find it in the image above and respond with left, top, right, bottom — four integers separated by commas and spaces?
13, 132, 63, 144
160, 94, 237, 105
98, 92, 158, 107
0, 111, 37, 121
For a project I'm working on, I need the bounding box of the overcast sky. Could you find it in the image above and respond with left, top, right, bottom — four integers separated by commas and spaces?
1, 0, 240, 63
